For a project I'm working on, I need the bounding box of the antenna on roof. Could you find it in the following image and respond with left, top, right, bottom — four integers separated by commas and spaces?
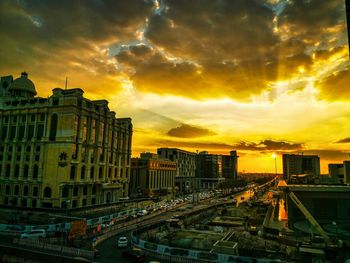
65, 77, 68, 90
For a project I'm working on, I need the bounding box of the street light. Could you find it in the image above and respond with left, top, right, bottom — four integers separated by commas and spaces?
272, 153, 277, 176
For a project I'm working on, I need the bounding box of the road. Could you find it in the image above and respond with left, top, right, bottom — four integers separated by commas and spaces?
95, 189, 258, 263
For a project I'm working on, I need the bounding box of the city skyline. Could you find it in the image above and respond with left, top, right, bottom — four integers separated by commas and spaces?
1, 0, 350, 173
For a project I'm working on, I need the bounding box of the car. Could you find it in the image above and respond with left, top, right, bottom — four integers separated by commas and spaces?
117, 236, 128, 248
122, 249, 146, 262
20, 229, 46, 239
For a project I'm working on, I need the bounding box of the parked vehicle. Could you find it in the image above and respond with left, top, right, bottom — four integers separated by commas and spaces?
117, 236, 128, 248
122, 249, 146, 262
20, 229, 46, 239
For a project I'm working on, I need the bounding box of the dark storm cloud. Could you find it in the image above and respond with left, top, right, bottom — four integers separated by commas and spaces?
278, 0, 345, 44
167, 124, 215, 138
112, 0, 345, 100
0, 0, 154, 91
146, 0, 277, 61
233, 140, 303, 151
336, 137, 350, 143
0, 0, 347, 101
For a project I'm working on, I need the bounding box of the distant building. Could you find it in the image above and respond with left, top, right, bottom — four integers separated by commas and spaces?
222, 150, 238, 180
328, 161, 350, 184
282, 154, 320, 181
157, 148, 196, 194
0, 72, 132, 209
130, 153, 176, 197
195, 151, 224, 189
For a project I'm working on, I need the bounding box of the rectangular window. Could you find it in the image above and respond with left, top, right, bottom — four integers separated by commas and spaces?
40, 113, 45, 122
9, 126, 16, 140
30, 114, 36, 122
21, 115, 26, 122
37, 124, 44, 139
28, 125, 34, 139
18, 125, 25, 140
1, 126, 7, 140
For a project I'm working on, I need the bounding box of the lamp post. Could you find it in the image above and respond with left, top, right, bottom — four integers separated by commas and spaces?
272, 153, 277, 176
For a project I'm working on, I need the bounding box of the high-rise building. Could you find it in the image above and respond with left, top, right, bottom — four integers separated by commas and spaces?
157, 148, 196, 194
282, 154, 320, 181
222, 150, 238, 180
195, 151, 223, 189
0, 72, 132, 209
130, 153, 176, 197
329, 161, 350, 184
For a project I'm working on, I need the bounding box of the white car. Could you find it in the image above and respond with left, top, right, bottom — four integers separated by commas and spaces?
20, 229, 46, 239
117, 236, 128, 248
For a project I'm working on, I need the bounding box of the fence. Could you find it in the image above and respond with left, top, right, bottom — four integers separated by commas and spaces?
12, 238, 94, 260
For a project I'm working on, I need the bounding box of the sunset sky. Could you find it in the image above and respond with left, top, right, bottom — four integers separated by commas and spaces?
1, 0, 350, 173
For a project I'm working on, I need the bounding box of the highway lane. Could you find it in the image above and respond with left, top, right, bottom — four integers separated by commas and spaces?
95, 189, 258, 263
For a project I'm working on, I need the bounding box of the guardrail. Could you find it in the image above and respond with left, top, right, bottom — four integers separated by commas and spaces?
12, 238, 94, 260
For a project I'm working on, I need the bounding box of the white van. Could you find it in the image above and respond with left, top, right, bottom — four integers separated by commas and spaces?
20, 229, 46, 239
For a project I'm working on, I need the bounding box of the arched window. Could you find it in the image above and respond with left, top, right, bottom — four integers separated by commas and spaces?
81, 166, 85, 179
23, 165, 29, 178
33, 164, 38, 179
62, 186, 69, 198
70, 166, 76, 180
44, 187, 52, 198
49, 114, 58, 141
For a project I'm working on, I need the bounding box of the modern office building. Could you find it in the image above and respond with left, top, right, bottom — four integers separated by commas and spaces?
328, 161, 350, 184
130, 153, 176, 197
157, 148, 196, 193
195, 151, 224, 189
282, 154, 320, 181
222, 150, 238, 180
0, 72, 132, 209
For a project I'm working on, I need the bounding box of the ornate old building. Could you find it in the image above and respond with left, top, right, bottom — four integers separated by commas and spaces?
0, 72, 132, 209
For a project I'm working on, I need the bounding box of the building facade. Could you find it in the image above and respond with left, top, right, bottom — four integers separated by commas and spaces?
222, 150, 238, 180
0, 72, 132, 209
282, 154, 320, 181
328, 161, 350, 184
130, 153, 176, 197
157, 148, 196, 194
195, 151, 224, 189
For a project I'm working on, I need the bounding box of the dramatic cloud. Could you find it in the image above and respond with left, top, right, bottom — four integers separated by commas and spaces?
167, 124, 215, 138
1, 0, 349, 172
154, 140, 235, 152
233, 140, 303, 151
316, 67, 350, 101
336, 137, 350, 143
297, 150, 350, 161
0, 0, 154, 96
